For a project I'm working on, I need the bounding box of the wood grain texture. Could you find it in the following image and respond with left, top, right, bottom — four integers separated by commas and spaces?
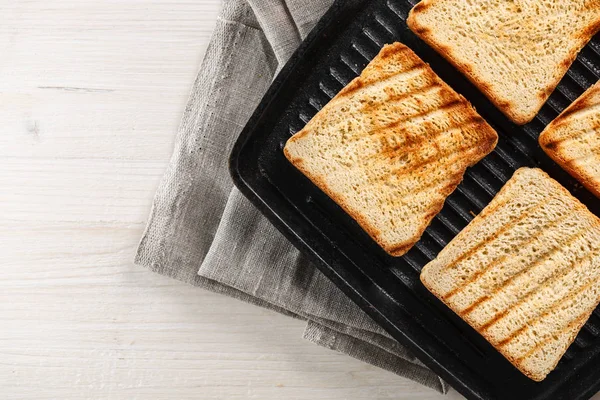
0, 1, 592, 399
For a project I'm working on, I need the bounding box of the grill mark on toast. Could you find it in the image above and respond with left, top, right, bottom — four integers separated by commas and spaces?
309, 84, 445, 147
362, 153, 469, 211
365, 87, 458, 123
370, 158, 471, 210
440, 209, 538, 300
558, 92, 596, 120
514, 314, 589, 366
564, 146, 600, 165
377, 134, 492, 192
374, 114, 484, 160
497, 278, 599, 349
370, 119, 487, 179
327, 84, 445, 146
378, 173, 465, 229
338, 63, 425, 98
439, 200, 545, 283
542, 125, 600, 150
450, 211, 575, 305
365, 99, 466, 140
555, 102, 600, 125
460, 297, 488, 320
383, 72, 439, 98
366, 141, 493, 207
324, 99, 464, 160
360, 82, 442, 112
378, 119, 480, 166
461, 225, 586, 317
480, 248, 600, 336
335, 97, 467, 150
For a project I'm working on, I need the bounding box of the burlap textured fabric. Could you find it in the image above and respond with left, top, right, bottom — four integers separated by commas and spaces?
136, 0, 447, 393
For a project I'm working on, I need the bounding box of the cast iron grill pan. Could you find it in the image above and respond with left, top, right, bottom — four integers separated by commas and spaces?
230, 1, 600, 398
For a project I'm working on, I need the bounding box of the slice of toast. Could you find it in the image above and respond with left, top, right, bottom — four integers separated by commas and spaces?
284, 43, 498, 257
408, 0, 600, 125
540, 81, 600, 198
421, 168, 600, 381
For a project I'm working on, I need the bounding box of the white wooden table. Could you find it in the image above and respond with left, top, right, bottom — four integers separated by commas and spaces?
1, 2, 596, 399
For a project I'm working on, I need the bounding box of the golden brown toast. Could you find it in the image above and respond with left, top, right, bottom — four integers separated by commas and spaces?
408, 0, 600, 125
421, 168, 600, 381
540, 81, 600, 198
284, 42, 498, 256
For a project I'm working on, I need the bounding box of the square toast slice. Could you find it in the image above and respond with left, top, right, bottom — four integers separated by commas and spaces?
540, 81, 600, 198
408, 0, 600, 125
284, 43, 498, 257
421, 168, 600, 381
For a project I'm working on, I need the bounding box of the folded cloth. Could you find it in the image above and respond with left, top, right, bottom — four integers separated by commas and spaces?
135, 0, 447, 393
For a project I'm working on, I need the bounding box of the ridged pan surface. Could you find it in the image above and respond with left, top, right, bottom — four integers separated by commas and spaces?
229, 1, 600, 399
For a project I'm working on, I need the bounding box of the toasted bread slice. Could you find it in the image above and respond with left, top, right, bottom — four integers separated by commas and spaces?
421, 168, 600, 381
408, 0, 600, 125
540, 81, 600, 197
284, 43, 498, 257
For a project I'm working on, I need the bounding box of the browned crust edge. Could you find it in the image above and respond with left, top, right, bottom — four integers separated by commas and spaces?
407, 3, 600, 126
420, 167, 600, 381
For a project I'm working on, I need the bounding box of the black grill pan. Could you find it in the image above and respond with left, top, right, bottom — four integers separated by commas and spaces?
229, 1, 600, 398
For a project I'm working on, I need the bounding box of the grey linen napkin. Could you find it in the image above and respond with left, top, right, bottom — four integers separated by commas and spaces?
136, 0, 447, 393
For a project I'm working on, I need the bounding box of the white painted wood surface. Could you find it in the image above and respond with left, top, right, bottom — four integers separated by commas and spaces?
0, 2, 596, 399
